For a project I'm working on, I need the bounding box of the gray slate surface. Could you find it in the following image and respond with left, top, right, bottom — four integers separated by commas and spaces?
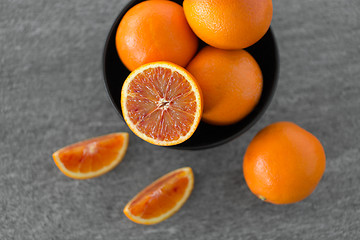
1, 0, 360, 239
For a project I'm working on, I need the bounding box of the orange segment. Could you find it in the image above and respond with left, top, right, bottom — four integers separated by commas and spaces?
52, 132, 129, 179
121, 62, 203, 146
124, 167, 194, 225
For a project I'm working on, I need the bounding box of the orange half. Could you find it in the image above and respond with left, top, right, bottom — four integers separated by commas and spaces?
121, 61, 203, 146
123, 167, 194, 225
52, 132, 129, 179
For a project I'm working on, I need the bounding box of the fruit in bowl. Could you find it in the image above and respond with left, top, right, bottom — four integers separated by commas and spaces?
104, 0, 278, 149
121, 61, 203, 146
115, 0, 198, 71
183, 0, 273, 49
187, 46, 263, 125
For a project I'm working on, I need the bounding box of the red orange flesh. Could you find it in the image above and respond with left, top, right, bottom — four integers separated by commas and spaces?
121, 62, 203, 146
52, 133, 129, 179
123, 167, 194, 225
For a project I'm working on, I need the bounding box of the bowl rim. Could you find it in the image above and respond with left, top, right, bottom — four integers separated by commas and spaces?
102, 0, 279, 150
102, 0, 136, 118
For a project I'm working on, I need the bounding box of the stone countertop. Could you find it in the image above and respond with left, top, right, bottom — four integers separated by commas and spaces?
1, 0, 359, 239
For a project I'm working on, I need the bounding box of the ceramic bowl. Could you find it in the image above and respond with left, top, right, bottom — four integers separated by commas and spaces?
103, 0, 279, 150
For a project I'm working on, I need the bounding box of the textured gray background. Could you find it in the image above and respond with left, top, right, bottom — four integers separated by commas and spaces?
1, 0, 360, 239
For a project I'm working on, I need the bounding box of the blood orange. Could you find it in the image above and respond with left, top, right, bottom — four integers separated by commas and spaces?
121, 62, 203, 146
123, 167, 194, 225
52, 133, 129, 179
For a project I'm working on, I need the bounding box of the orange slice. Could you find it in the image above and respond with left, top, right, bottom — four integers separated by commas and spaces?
52, 132, 129, 179
123, 167, 194, 225
121, 61, 203, 146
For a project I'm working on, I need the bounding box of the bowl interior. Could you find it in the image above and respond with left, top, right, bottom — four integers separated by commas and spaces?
103, 0, 279, 150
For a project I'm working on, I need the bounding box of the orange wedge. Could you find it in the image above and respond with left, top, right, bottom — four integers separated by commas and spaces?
123, 167, 194, 225
121, 61, 203, 146
52, 132, 129, 179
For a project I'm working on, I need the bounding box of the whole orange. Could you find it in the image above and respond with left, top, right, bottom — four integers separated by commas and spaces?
116, 1, 198, 71
183, 0, 273, 49
243, 122, 326, 204
186, 46, 262, 125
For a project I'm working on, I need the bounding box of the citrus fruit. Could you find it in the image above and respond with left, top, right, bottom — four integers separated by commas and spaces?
183, 0, 273, 49
52, 133, 129, 179
123, 167, 194, 225
243, 122, 326, 204
116, 1, 198, 71
121, 61, 203, 146
186, 46, 262, 125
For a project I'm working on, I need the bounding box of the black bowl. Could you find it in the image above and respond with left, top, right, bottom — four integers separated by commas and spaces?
103, 0, 279, 150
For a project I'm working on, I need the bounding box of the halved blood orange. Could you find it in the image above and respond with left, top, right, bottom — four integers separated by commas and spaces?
121, 61, 203, 146
123, 167, 194, 225
52, 132, 129, 179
